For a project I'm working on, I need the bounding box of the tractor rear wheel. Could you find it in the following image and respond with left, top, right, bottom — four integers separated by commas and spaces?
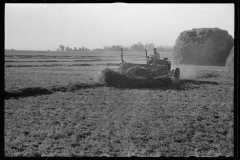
174, 68, 180, 79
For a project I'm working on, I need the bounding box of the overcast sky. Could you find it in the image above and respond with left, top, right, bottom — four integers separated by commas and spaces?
5, 3, 234, 51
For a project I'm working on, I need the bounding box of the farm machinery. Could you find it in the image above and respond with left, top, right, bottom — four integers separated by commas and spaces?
107, 48, 180, 80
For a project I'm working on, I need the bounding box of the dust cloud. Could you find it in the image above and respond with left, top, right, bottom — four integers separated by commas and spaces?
172, 64, 199, 79
94, 71, 104, 84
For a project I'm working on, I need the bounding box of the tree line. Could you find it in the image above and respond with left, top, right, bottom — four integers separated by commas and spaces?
57, 45, 90, 51
92, 42, 173, 52
57, 42, 173, 52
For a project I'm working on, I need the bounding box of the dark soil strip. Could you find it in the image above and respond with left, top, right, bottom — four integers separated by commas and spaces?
6, 60, 60, 62
178, 79, 219, 85
5, 83, 105, 100
4, 79, 219, 100
197, 73, 220, 78
72, 64, 93, 66
5, 64, 93, 67
5, 87, 53, 99
50, 83, 105, 92
5, 59, 102, 62
73, 59, 102, 62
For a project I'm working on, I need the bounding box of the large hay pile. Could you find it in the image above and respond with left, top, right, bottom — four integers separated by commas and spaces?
172, 28, 234, 66
99, 63, 172, 88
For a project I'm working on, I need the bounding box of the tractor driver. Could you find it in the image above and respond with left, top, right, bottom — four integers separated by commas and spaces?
149, 48, 160, 65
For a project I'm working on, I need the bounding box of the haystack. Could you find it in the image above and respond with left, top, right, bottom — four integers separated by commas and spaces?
172, 28, 234, 66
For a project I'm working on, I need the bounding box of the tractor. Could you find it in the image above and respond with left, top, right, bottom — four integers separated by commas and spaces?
107, 48, 180, 80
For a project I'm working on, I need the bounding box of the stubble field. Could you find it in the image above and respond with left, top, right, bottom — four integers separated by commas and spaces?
4, 50, 234, 157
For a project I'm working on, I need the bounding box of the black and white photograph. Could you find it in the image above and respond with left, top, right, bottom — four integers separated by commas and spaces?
5, 3, 235, 157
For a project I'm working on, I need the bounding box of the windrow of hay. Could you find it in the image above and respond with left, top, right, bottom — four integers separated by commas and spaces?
197, 71, 220, 78
100, 65, 172, 88
5, 64, 93, 67
5, 87, 53, 99
5, 83, 104, 99
99, 68, 130, 87
125, 65, 150, 79
118, 62, 136, 74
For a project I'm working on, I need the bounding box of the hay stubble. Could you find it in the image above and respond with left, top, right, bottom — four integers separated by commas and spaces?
4, 61, 234, 157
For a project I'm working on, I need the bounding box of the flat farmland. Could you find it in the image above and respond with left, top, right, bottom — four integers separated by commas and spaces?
4, 50, 234, 157
5, 50, 172, 91
5, 65, 105, 91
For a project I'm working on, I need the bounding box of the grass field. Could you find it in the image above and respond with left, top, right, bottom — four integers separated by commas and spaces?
4, 50, 234, 157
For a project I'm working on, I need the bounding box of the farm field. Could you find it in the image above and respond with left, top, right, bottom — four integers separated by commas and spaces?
4, 50, 234, 157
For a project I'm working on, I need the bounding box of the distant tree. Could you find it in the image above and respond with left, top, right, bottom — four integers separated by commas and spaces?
109, 45, 121, 51
103, 46, 110, 51
84, 47, 90, 51
78, 47, 81, 51
74, 47, 77, 51
82, 46, 84, 51
166, 46, 173, 52
130, 42, 144, 52
156, 46, 173, 52
144, 44, 148, 49
59, 45, 65, 51
90, 43, 172, 52
145, 43, 155, 51
157, 46, 164, 52
93, 48, 103, 51
123, 46, 130, 51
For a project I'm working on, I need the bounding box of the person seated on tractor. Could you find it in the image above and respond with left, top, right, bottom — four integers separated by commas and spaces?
149, 48, 160, 65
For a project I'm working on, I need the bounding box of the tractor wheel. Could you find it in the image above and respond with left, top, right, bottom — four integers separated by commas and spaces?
174, 68, 180, 79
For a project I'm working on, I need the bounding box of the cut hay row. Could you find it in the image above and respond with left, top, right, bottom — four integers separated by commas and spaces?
99, 63, 173, 88
5, 83, 104, 99
5, 64, 93, 67
5, 59, 102, 62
